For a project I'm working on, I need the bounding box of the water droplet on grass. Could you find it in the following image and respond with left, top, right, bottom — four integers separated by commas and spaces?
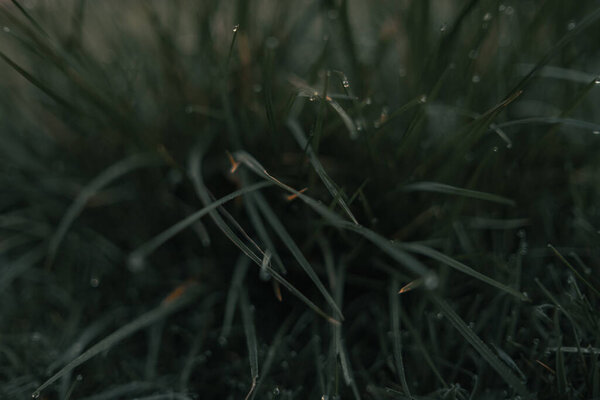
232, 24, 239, 33
32, 391, 40, 399
483, 12, 493, 21
273, 387, 281, 396
593, 77, 600, 84
472, 75, 481, 83
593, 130, 600, 135
567, 20, 576, 31
418, 94, 427, 103
424, 273, 439, 290
127, 253, 146, 272
439, 23, 447, 33
342, 79, 350, 88
492, 146, 498, 152
3, 26, 10, 33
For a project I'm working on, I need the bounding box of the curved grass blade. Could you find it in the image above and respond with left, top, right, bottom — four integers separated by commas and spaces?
431, 295, 529, 397
398, 242, 527, 300
220, 256, 250, 340
249, 312, 296, 400
287, 118, 358, 224
239, 287, 258, 400
129, 181, 273, 262
252, 191, 344, 321
47, 154, 160, 268
402, 182, 515, 206
495, 117, 600, 133
190, 149, 340, 325
390, 278, 413, 399
32, 285, 202, 397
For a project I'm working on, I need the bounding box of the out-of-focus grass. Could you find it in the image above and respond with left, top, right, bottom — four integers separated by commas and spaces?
1, 0, 599, 399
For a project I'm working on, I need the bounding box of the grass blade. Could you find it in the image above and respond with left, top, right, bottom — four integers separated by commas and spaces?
287, 118, 358, 224
220, 255, 250, 341
239, 287, 259, 400
252, 191, 344, 321
128, 181, 273, 263
47, 154, 161, 268
431, 295, 529, 396
32, 284, 202, 397
402, 182, 515, 206
399, 242, 527, 300
390, 278, 413, 399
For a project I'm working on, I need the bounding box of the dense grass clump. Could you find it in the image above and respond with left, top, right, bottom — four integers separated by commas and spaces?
1, 0, 600, 399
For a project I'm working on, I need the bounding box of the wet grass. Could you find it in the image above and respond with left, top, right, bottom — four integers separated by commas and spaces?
1, 0, 600, 399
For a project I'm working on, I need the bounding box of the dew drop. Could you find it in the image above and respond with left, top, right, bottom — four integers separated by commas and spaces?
593, 130, 600, 135
127, 253, 146, 272
472, 74, 481, 83
365, 97, 372, 105
483, 12, 493, 21
309, 91, 318, 102
232, 24, 239, 33
418, 94, 427, 104
436, 312, 443, 320
90, 277, 100, 287
439, 23, 448, 33
567, 20, 576, 31
273, 386, 281, 396
32, 391, 40, 399
594, 77, 600, 84
3, 26, 10, 33
424, 273, 439, 290
321, 396, 329, 400
522, 291, 529, 299
342, 79, 350, 88
492, 146, 498, 152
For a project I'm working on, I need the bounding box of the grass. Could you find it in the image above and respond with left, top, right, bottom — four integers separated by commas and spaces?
1, 0, 600, 399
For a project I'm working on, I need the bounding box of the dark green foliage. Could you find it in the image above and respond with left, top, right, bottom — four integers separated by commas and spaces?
1, 0, 599, 399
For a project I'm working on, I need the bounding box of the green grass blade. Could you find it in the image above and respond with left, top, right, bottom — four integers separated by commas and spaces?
399, 242, 527, 300
129, 181, 273, 263
431, 295, 529, 396
402, 182, 516, 206
390, 278, 413, 399
220, 255, 250, 341
47, 154, 161, 268
252, 191, 344, 321
548, 244, 600, 297
32, 285, 202, 397
239, 287, 259, 398
287, 118, 358, 224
